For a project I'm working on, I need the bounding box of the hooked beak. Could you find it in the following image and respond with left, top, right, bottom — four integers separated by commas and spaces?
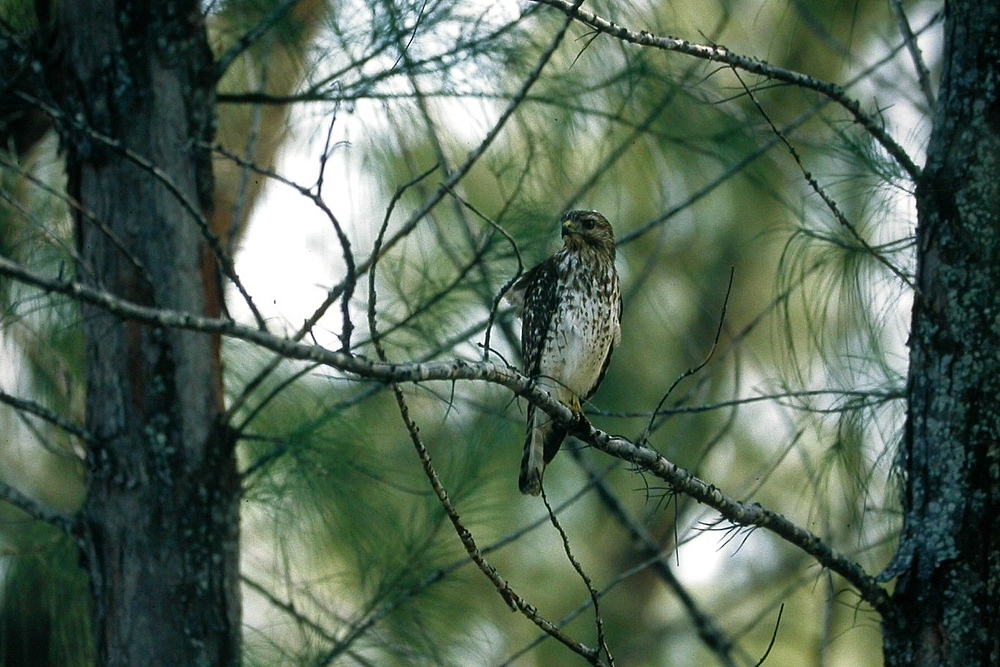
561, 217, 575, 237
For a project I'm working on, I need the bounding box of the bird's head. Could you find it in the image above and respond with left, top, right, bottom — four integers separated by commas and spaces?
561, 210, 615, 254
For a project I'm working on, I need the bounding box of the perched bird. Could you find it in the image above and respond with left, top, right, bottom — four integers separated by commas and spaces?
506, 210, 622, 495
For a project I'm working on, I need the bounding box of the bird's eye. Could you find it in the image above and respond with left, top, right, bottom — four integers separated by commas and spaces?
582, 217, 595, 230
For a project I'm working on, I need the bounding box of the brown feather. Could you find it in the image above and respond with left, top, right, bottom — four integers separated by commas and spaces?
513, 210, 621, 495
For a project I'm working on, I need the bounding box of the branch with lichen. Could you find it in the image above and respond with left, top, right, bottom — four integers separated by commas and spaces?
0, 252, 892, 617
0, 479, 77, 538
528, 0, 921, 182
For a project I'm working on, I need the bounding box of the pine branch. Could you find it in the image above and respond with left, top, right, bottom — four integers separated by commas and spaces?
0, 252, 892, 617
0, 479, 77, 537
573, 421, 892, 617
0, 387, 94, 443
11, 90, 268, 331
570, 449, 740, 667
528, 0, 921, 181
888, 0, 936, 108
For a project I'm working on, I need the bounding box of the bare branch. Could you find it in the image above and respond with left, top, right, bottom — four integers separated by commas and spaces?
12, 90, 269, 330
0, 253, 891, 616
576, 423, 892, 617
0, 479, 77, 537
542, 488, 615, 666
888, 0, 936, 108
528, 0, 921, 181
0, 387, 94, 443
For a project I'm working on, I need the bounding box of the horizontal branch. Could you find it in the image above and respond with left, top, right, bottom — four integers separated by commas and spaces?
0, 252, 549, 404
0, 253, 891, 615
529, 0, 921, 181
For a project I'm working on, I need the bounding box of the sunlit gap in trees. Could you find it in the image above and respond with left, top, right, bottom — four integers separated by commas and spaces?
229, 0, 525, 345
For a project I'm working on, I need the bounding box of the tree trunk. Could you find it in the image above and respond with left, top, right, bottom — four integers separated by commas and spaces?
886, 1, 1000, 665
51, 3, 240, 666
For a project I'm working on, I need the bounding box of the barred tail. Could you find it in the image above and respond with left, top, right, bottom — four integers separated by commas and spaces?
518, 405, 568, 495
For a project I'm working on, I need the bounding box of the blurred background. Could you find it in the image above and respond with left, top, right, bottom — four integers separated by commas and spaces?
1, 0, 938, 664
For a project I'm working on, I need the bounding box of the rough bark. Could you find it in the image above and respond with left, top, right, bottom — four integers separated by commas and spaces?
50, 3, 240, 666
885, 1, 1000, 665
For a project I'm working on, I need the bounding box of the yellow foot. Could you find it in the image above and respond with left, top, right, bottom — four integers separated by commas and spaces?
569, 395, 586, 421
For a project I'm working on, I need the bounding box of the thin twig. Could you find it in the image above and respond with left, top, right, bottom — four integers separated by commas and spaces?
593, 387, 902, 419
440, 188, 525, 362
888, 0, 935, 108
752, 604, 784, 667
641, 267, 734, 443
542, 487, 616, 666
213, 0, 303, 81
528, 0, 921, 181
731, 69, 916, 292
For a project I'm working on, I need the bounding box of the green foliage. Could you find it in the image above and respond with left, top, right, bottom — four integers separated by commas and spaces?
0, 526, 91, 667
0, 0, 935, 665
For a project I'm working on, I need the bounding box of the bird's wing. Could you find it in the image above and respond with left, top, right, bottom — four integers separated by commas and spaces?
517, 258, 560, 377
505, 261, 543, 316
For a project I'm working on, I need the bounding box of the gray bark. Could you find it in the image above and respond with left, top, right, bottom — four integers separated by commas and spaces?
885, 1, 1000, 665
51, 3, 240, 666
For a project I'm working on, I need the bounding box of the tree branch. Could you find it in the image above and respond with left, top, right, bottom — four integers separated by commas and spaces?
574, 422, 892, 617
570, 449, 740, 667
528, 0, 921, 181
888, 0, 936, 108
0, 479, 77, 537
0, 252, 891, 616
12, 90, 268, 330
0, 387, 94, 443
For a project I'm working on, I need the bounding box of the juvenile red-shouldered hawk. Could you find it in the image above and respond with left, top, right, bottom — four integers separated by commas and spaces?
507, 210, 621, 495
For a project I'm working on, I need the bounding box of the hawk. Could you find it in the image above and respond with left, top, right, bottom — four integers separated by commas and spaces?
507, 210, 622, 495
